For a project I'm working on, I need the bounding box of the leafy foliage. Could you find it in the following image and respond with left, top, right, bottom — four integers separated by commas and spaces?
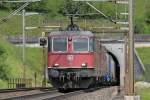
0, 44, 9, 80
59, 0, 84, 15
0, 37, 44, 88
58, 0, 104, 19
145, 1, 150, 24
0, 1, 51, 13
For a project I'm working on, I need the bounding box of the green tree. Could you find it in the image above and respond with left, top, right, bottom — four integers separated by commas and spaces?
26, 0, 51, 13
0, 0, 51, 13
59, 0, 81, 15
145, 3, 150, 24
134, 20, 145, 34
59, 0, 108, 19
59, 0, 94, 15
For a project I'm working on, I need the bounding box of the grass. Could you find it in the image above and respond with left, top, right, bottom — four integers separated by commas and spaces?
0, 37, 23, 88
15, 47, 44, 85
136, 88, 150, 100
134, 0, 150, 34
0, 35, 43, 88
136, 47, 150, 82
25, 47, 44, 86
136, 47, 150, 100
0, 10, 44, 36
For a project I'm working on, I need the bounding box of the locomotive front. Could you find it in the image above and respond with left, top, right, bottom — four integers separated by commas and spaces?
48, 31, 95, 89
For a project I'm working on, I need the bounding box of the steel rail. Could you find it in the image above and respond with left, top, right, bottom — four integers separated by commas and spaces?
1, 86, 119, 100
1, 89, 59, 100
44, 90, 85, 100
45, 86, 119, 100
0, 87, 54, 93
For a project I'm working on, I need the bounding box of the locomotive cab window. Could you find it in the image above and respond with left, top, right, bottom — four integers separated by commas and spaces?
89, 38, 94, 52
73, 38, 89, 52
52, 38, 67, 52
48, 38, 52, 51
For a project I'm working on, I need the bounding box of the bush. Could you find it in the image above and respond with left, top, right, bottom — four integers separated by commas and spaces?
0, 1, 51, 13
0, 45, 9, 80
134, 20, 145, 34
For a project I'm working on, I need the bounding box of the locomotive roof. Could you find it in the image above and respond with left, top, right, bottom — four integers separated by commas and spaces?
48, 31, 94, 37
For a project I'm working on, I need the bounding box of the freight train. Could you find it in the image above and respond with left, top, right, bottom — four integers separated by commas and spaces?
40, 20, 120, 90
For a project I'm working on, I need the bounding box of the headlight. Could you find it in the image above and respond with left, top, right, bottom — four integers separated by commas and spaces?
81, 63, 87, 67
54, 63, 59, 67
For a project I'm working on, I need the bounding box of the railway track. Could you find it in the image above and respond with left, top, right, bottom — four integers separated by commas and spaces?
0, 87, 56, 100
0, 87, 54, 93
47, 86, 119, 100
0, 86, 119, 100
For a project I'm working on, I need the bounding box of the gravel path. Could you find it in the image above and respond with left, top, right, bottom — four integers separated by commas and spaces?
59, 86, 119, 100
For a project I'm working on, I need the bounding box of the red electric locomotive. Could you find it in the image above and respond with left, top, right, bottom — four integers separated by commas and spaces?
46, 19, 118, 90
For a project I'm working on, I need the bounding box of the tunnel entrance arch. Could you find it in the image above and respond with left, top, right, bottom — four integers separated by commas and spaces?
100, 42, 125, 87
107, 51, 120, 85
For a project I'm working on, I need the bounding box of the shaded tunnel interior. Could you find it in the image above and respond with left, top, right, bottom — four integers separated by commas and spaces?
107, 51, 120, 85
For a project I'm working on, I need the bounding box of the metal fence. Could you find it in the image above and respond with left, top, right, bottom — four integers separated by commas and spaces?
8, 78, 32, 89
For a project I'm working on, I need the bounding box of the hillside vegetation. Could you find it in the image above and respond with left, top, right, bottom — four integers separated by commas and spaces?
0, 0, 150, 35
0, 35, 43, 88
